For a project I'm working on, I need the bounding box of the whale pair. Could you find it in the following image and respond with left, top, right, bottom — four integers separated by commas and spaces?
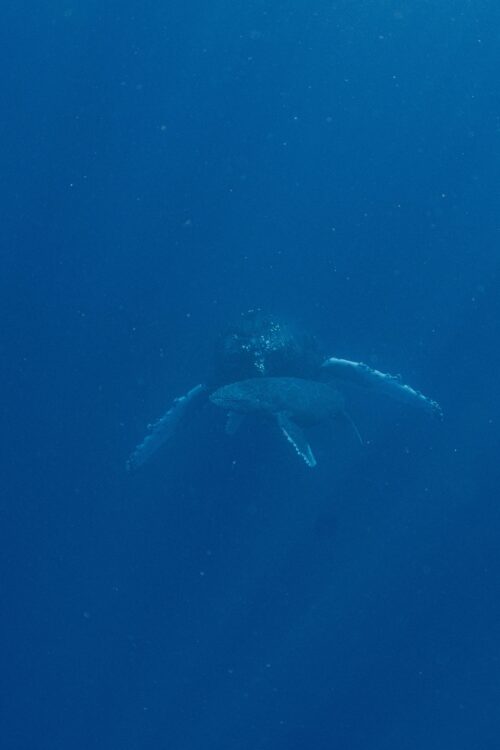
127, 312, 441, 471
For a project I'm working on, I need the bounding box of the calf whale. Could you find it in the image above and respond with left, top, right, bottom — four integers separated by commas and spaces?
210, 376, 352, 468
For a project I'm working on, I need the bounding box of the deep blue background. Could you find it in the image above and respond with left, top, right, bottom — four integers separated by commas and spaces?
2, 2, 500, 748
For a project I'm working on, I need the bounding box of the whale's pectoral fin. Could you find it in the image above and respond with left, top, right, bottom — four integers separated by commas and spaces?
322, 357, 442, 418
127, 384, 208, 471
276, 412, 317, 468
225, 411, 245, 435
339, 410, 363, 445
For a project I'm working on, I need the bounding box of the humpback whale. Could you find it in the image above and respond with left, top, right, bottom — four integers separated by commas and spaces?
211, 376, 354, 468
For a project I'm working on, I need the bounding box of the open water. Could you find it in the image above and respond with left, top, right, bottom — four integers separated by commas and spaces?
2, 2, 500, 748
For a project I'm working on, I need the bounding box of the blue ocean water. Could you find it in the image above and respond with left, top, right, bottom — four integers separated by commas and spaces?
2, 2, 500, 748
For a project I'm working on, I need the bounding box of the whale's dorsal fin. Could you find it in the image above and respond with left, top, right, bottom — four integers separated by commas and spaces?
276, 412, 316, 468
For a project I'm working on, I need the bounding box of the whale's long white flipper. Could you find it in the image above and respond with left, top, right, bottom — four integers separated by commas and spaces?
322, 358, 442, 418
127, 384, 207, 471
277, 412, 317, 468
